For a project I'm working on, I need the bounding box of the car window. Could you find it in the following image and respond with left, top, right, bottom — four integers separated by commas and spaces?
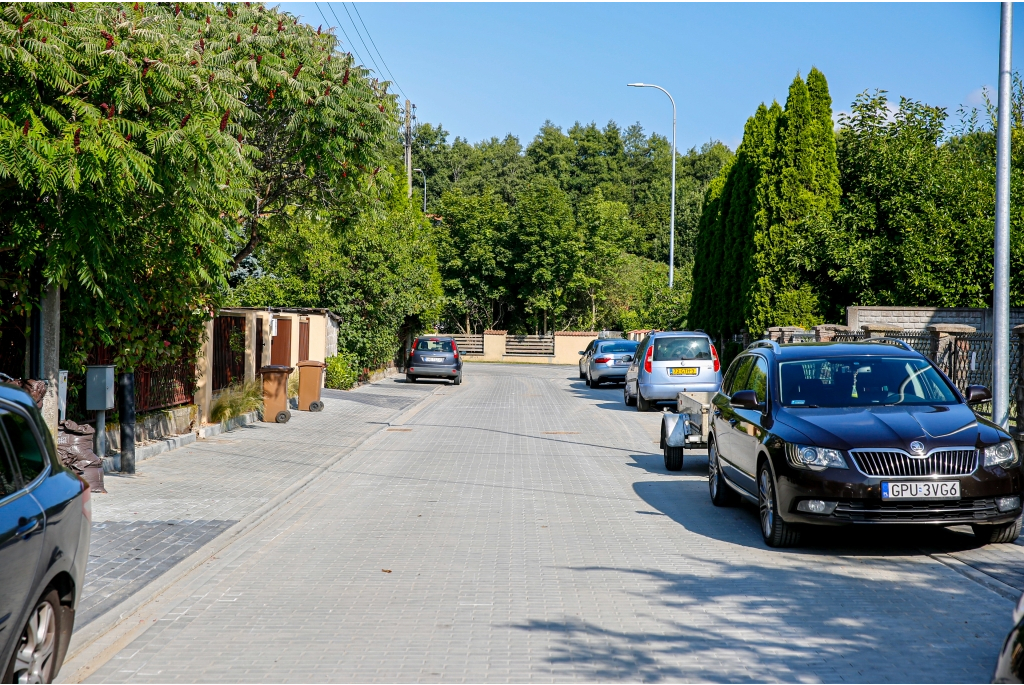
652, 336, 711, 362
0, 436, 19, 498
744, 357, 770, 404
634, 336, 650, 364
779, 356, 959, 407
0, 410, 46, 483
416, 339, 454, 353
598, 342, 638, 354
728, 357, 755, 396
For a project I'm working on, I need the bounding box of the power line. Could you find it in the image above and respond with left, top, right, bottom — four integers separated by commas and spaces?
350, 3, 406, 100
340, 3, 384, 82
314, 1, 365, 68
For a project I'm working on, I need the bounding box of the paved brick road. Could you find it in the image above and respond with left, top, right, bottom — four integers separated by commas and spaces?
77, 364, 1021, 682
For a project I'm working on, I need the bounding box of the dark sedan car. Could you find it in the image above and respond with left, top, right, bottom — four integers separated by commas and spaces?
0, 383, 91, 683
407, 336, 463, 385
708, 339, 1023, 547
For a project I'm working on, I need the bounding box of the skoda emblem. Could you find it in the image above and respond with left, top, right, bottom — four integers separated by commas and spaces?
910, 441, 926, 456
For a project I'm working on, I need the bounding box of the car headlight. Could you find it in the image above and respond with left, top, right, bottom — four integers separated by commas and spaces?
984, 440, 1019, 468
785, 443, 848, 471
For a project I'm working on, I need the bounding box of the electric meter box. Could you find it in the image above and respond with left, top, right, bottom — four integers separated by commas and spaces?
85, 365, 115, 411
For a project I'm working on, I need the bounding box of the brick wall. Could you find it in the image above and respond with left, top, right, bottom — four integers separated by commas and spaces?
846, 306, 1024, 333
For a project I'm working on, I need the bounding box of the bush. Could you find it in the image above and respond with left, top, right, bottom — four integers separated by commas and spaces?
210, 380, 264, 424
287, 371, 299, 399
326, 353, 360, 390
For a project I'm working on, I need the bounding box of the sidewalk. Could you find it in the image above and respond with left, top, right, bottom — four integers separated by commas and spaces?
77, 377, 440, 632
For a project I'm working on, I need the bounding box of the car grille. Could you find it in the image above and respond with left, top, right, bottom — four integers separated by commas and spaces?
850, 449, 977, 477
833, 498, 997, 522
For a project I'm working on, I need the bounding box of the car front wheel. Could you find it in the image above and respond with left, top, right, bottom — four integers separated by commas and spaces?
973, 515, 1022, 544
5, 589, 62, 684
758, 462, 800, 547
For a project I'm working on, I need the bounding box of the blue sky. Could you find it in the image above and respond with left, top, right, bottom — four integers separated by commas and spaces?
285, 2, 1015, 151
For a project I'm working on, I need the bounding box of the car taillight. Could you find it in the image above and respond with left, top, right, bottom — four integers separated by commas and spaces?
77, 474, 92, 521
644, 346, 653, 373
593, 356, 611, 364
452, 342, 458, 359
711, 344, 720, 373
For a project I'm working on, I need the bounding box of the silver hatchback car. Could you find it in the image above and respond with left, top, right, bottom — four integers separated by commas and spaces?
624, 331, 722, 411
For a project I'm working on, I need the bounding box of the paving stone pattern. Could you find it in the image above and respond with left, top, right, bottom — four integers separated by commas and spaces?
80, 377, 437, 632
87, 364, 1018, 683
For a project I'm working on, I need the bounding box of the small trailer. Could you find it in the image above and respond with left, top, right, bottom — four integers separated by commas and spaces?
659, 391, 715, 471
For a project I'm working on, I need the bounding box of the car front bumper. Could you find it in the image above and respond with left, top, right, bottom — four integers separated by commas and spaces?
774, 457, 1024, 526
639, 381, 720, 401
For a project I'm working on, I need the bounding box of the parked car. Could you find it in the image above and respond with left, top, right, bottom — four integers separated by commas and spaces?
707, 339, 1024, 548
624, 331, 722, 411
579, 339, 638, 387
407, 336, 463, 385
0, 382, 91, 683
994, 591, 1024, 683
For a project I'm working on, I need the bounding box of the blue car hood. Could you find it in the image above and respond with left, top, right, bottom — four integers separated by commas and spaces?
775, 403, 991, 452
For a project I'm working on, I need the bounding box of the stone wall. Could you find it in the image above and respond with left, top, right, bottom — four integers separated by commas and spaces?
846, 306, 1024, 333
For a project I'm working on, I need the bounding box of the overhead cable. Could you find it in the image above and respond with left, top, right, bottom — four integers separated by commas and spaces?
350, 2, 406, 100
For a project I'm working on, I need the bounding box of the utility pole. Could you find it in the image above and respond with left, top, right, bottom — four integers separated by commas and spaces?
414, 168, 426, 213
994, 2, 1013, 429
404, 99, 413, 199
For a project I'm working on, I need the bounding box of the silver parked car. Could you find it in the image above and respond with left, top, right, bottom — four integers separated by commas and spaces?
624, 331, 722, 411
579, 339, 639, 387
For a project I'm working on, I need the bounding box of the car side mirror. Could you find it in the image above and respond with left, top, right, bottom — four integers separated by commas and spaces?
965, 385, 992, 405
579, 351, 585, 355
730, 389, 760, 410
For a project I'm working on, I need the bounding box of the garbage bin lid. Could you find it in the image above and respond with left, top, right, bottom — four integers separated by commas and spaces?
296, 360, 327, 368
259, 365, 294, 374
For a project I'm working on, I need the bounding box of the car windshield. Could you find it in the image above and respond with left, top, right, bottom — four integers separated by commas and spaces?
416, 339, 453, 352
598, 342, 638, 354
779, 356, 959, 407
652, 336, 711, 361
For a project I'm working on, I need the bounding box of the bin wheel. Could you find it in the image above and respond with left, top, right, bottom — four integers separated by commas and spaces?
276, 410, 291, 424
310, 401, 324, 412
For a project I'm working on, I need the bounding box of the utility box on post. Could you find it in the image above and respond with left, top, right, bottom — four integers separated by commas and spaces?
85, 365, 115, 460
85, 365, 115, 411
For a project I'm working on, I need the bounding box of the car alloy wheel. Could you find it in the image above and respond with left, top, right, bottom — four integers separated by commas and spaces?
758, 462, 800, 547
9, 591, 58, 684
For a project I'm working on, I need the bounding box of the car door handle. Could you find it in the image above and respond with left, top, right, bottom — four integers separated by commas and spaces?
17, 517, 41, 537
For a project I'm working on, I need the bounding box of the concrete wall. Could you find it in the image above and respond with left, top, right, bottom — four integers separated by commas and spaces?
847, 306, 1024, 333
325, 316, 339, 358
482, 331, 506, 361
472, 330, 597, 365
307, 315, 327, 362
553, 332, 597, 364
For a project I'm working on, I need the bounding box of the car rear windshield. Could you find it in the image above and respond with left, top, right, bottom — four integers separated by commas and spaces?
598, 342, 638, 354
416, 339, 453, 352
779, 356, 959, 407
652, 336, 711, 362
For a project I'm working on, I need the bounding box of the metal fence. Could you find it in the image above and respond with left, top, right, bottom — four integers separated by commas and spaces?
505, 335, 554, 356
450, 334, 484, 355
213, 315, 246, 391
135, 361, 196, 412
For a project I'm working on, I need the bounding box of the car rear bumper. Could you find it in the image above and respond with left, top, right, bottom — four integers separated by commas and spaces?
640, 381, 720, 400
592, 365, 629, 381
407, 365, 460, 378
774, 457, 1024, 526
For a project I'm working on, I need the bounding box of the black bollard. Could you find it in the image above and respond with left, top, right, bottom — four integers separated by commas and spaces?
118, 371, 136, 474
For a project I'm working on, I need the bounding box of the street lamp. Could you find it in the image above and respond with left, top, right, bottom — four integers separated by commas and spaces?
628, 82, 677, 289
993, 2, 1013, 429
413, 168, 426, 214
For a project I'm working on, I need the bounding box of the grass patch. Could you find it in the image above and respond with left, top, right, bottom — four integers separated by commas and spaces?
211, 379, 264, 423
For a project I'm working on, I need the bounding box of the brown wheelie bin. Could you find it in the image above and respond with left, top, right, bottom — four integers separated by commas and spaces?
297, 360, 327, 412
259, 365, 294, 423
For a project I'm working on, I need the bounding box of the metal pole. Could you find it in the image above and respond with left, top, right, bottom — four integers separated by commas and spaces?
414, 168, 426, 213
405, 99, 413, 199
994, 1, 1013, 429
627, 83, 677, 288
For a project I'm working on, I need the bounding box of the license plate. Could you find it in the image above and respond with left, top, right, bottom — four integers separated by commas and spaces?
424, 356, 444, 362
669, 367, 699, 376
882, 481, 960, 500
